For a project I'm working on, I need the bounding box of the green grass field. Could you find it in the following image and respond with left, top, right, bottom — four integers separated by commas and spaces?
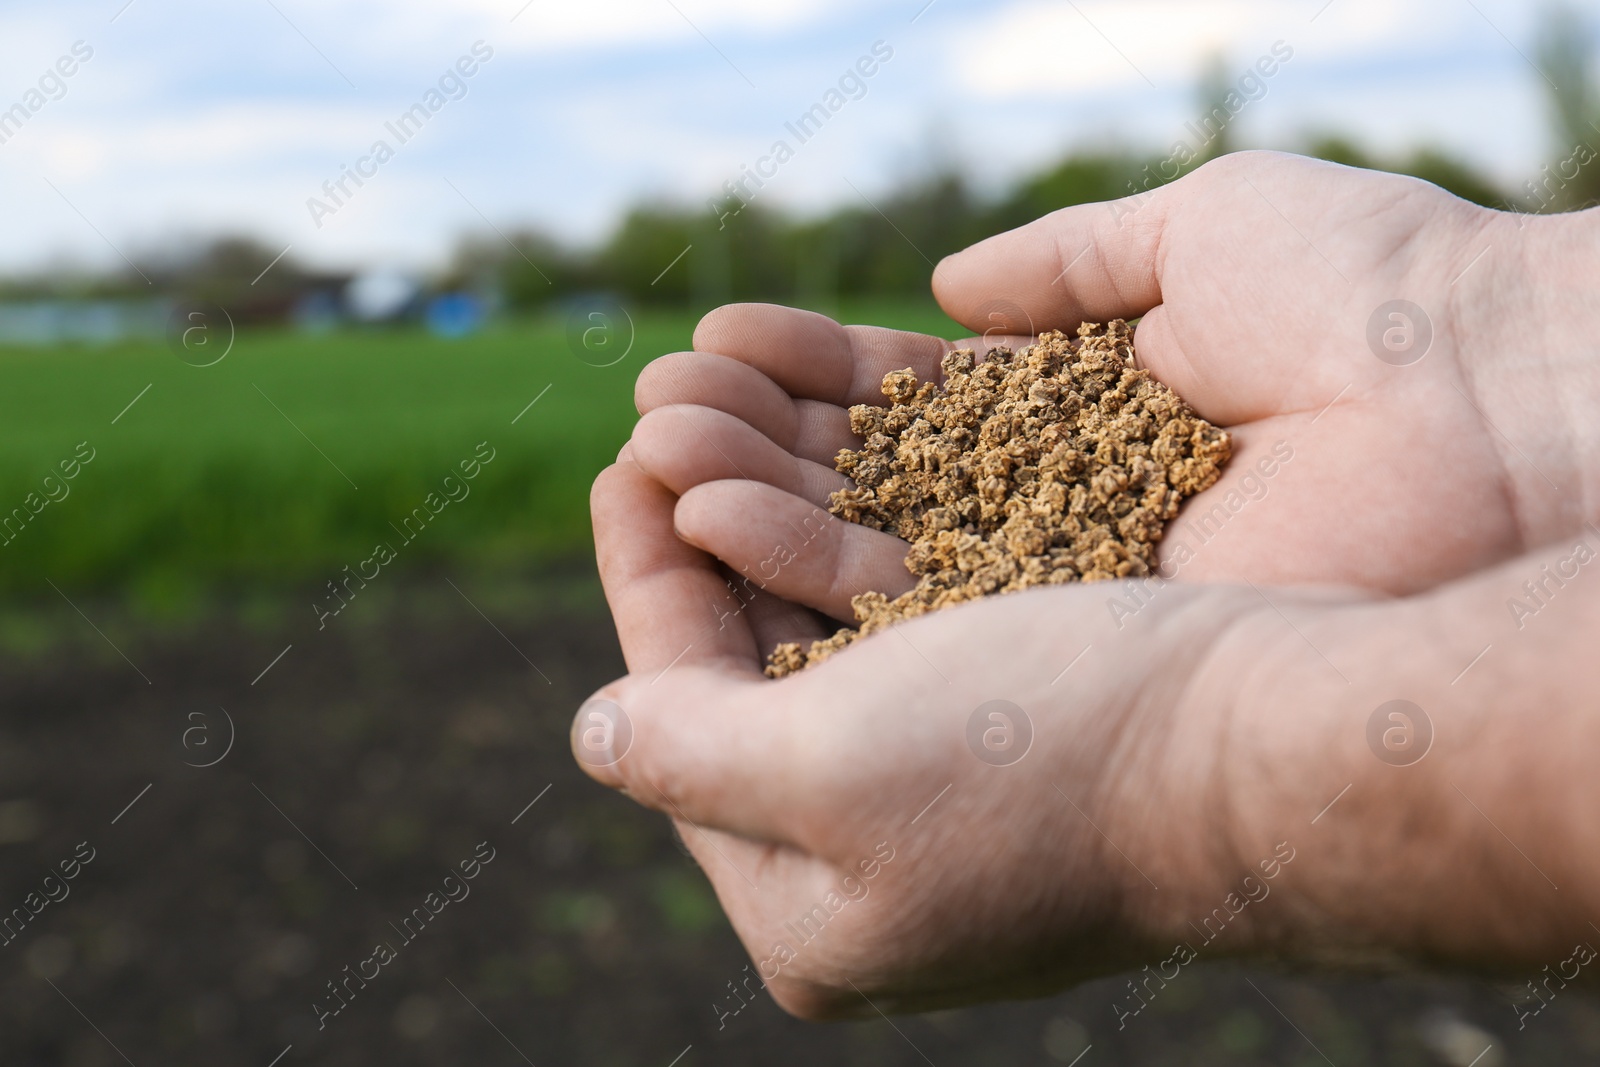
0, 299, 964, 605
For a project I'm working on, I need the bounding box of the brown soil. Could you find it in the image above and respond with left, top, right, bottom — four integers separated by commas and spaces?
768, 321, 1231, 677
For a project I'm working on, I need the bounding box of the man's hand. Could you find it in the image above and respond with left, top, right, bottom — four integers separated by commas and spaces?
622, 151, 1600, 627
577, 151, 1600, 1016
581, 451, 1600, 1018
581, 456, 1271, 1017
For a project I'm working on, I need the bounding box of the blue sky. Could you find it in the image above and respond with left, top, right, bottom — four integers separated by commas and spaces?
0, 0, 1579, 274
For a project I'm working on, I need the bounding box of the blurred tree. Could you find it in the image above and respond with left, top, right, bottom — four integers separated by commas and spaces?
593, 206, 700, 305
449, 228, 579, 310
792, 216, 842, 316
834, 172, 985, 297
1194, 53, 1237, 162
1304, 136, 1506, 207
723, 206, 795, 303
1533, 2, 1600, 211
984, 154, 1147, 235
1401, 148, 1509, 208
587, 202, 794, 307
1304, 134, 1378, 171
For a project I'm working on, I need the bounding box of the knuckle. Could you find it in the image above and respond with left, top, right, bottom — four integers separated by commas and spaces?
635, 352, 701, 413
633, 354, 674, 412
633, 406, 716, 467
630, 407, 672, 449
692, 303, 743, 352
589, 462, 628, 512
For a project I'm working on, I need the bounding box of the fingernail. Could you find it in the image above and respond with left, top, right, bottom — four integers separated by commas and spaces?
571, 699, 634, 774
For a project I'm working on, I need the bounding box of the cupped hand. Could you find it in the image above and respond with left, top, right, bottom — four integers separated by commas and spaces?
578, 152, 1600, 1016
622, 151, 1596, 626
580, 456, 1310, 1018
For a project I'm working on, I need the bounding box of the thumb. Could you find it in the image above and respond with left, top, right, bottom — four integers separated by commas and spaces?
571, 665, 812, 850
932, 181, 1171, 335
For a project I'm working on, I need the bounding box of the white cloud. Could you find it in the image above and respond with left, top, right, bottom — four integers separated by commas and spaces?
951, 0, 1280, 95
504, 0, 861, 52
945, 0, 1498, 98
265, 0, 872, 62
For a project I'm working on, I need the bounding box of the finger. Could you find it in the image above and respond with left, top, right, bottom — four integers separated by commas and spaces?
954, 333, 1035, 355
932, 187, 1168, 334
575, 665, 809, 845
631, 404, 848, 507
744, 587, 831, 649
731, 572, 832, 656
675, 480, 913, 623
636, 350, 798, 436
590, 461, 761, 675
693, 303, 953, 407
636, 351, 857, 465
584, 469, 816, 854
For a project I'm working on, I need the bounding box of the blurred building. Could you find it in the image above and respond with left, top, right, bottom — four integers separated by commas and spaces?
0, 299, 168, 347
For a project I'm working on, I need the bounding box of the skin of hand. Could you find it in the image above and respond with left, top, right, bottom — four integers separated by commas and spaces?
577, 151, 1600, 1016
580, 459, 1600, 1020
621, 151, 1600, 628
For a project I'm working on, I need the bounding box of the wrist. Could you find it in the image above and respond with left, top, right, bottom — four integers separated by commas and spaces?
1101, 588, 1352, 962
1218, 547, 1600, 971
